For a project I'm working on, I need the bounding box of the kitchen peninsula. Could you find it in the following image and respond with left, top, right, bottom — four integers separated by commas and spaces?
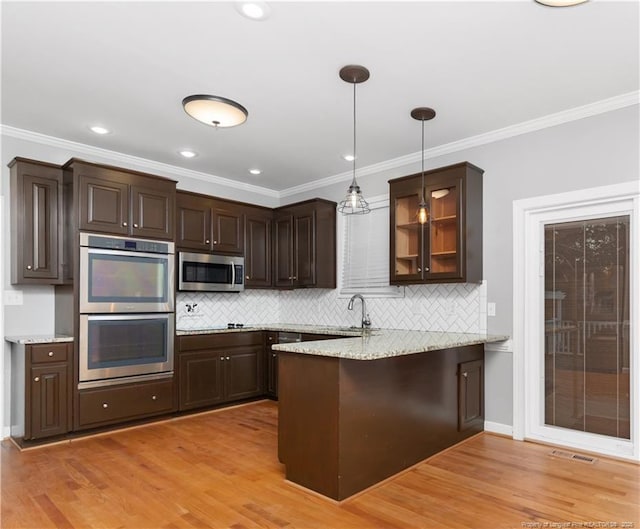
273, 329, 507, 501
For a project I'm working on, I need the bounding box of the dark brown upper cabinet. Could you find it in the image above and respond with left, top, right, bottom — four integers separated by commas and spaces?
243, 205, 273, 288
176, 191, 244, 254
9, 158, 64, 284
67, 159, 176, 240
274, 199, 336, 289
389, 162, 483, 285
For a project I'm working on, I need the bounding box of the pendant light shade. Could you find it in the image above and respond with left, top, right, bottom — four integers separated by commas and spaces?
337, 65, 370, 215
411, 107, 436, 225
182, 94, 248, 128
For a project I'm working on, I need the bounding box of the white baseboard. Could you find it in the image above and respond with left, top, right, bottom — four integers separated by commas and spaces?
484, 421, 513, 437
2, 426, 11, 440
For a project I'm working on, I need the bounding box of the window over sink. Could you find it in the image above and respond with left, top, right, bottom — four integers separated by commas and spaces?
339, 194, 404, 298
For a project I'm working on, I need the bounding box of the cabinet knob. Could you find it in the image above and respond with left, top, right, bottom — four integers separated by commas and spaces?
245, 275, 250, 280
293, 276, 297, 280
213, 240, 218, 245
133, 223, 139, 228
425, 267, 430, 272
33, 376, 40, 382
48, 351, 54, 357
226, 356, 230, 361
122, 222, 128, 227
268, 337, 273, 341
205, 239, 210, 244
288, 276, 292, 280
417, 267, 421, 273
220, 356, 224, 361
102, 403, 109, 409
462, 372, 468, 378
272, 353, 276, 357
26, 265, 33, 270
151, 395, 157, 401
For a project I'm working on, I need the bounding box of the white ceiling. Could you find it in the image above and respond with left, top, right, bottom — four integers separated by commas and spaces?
2, 1, 638, 192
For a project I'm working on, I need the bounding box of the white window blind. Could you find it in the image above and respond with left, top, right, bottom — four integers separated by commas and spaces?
340, 196, 403, 298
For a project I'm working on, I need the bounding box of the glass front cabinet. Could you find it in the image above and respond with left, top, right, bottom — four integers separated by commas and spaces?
389, 162, 483, 284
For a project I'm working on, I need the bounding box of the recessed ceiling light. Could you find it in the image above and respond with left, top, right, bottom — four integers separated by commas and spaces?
249, 168, 262, 175
343, 154, 356, 162
179, 150, 197, 159
534, 0, 588, 6
236, 1, 271, 21
90, 125, 110, 135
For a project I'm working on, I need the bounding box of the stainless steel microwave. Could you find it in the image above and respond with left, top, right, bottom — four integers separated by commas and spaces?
178, 252, 245, 292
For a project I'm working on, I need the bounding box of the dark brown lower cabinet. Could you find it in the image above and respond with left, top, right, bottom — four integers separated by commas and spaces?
77, 379, 174, 430
458, 359, 484, 431
10, 342, 72, 442
278, 344, 484, 501
177, 331, 265, 411
30, 362, 69, 439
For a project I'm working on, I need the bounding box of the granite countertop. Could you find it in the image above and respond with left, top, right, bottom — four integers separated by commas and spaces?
5, 334, 74, 345
176, 324, 364, 337
178, 324, 508, 360
272, 329, 509, 360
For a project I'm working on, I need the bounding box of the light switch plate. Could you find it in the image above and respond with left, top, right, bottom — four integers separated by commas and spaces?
4, 290, 24, 306
487, 302, 496, 317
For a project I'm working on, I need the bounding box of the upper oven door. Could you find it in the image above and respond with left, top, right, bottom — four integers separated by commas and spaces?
80, 246, 175, 313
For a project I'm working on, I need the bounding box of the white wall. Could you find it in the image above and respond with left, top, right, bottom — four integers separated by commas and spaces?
2, 102, 638, 435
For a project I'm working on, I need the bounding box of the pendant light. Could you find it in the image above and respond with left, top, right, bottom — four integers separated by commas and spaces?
410, 107, 436, 224
337, 65, 370, 215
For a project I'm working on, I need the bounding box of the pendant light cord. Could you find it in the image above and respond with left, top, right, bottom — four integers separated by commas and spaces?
421, 118, 425, 202
352, 80, 357, 188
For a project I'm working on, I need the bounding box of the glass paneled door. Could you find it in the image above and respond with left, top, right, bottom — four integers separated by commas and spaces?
544, 216, 630, 440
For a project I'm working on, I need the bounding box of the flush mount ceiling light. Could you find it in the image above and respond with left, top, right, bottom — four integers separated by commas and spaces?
182, 95, 248, 128
411, 107, 436, 225
342, 154, 356, 162
534, 0, 588, 6
179, 150, 197, 158
89, 125, 110, 135
249, 168, 262, 175
337, 65, 370, 216
235, 1, 271, 20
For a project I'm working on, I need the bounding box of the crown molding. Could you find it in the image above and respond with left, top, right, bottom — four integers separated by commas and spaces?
3, 90, 637, 201
0, 124, 280, 199
280, 90, 640, 198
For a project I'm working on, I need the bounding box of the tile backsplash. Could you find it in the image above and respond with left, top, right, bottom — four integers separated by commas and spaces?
176, 281, 487, 333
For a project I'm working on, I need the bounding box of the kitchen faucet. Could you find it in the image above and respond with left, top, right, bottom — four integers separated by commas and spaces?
348, 294, 371, 329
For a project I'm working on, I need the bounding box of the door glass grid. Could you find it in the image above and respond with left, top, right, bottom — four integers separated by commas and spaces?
544, 216, 630, 439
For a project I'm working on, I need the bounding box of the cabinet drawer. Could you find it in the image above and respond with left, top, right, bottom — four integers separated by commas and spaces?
178, 331, 264, 352
30, 343, 69, 364
78, 380, 173, 428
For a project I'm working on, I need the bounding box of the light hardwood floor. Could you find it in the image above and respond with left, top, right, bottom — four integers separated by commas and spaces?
1, 400, 638, 529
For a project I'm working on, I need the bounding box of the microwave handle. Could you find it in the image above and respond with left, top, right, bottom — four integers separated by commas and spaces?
231, 261, 236, 286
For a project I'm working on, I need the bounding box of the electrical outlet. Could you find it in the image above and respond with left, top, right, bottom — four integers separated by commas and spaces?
487, 302, 496, 317
184, 302, 199, 316
447, 300, 458, 317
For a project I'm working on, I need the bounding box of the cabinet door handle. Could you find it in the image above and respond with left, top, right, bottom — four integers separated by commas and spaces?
102, 403, 109, 409
48, 351, 54, 357
122, 222, 128, 227
26, 265, 33, 270
133, 223, 139, 228
33, 377, 40, 382
151, 395, 157, 401
205, 239, 210, 244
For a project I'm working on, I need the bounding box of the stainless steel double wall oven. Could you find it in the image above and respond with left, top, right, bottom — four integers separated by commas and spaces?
78, 233, 175, 388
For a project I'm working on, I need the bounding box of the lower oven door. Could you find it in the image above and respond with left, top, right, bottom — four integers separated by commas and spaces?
79, 313, 174, 385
